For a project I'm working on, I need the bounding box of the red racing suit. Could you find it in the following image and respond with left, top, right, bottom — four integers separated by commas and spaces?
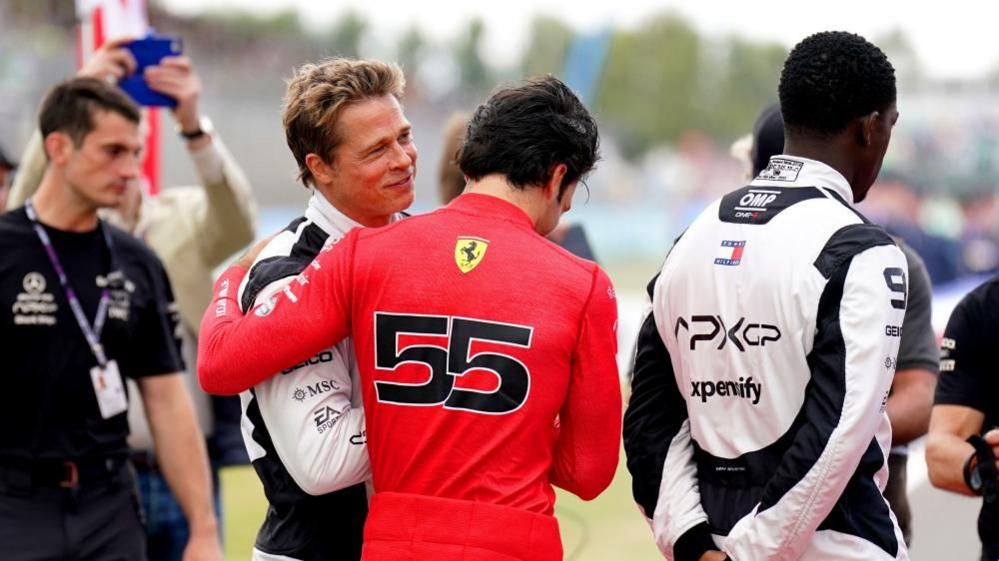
199, 193, 622, 560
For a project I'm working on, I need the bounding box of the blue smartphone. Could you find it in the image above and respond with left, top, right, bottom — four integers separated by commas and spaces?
119, 35, 183, 107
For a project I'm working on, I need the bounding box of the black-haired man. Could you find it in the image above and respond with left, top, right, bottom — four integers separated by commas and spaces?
0, 78, 221, 561
625, 31, 909, 561
198, 76, 621, 561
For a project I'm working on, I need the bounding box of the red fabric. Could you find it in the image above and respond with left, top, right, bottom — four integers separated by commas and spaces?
362, 492, 562, 561
200, 193, 622, 546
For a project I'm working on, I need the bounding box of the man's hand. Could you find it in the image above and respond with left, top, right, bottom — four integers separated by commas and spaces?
77, 37, 136, 82
699, 551, 729, 561
182, 529, 223, 561
144, 56, 203, 134
985, 428, 999, 471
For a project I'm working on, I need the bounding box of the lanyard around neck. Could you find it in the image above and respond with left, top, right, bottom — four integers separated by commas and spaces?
24, 199, 113, 367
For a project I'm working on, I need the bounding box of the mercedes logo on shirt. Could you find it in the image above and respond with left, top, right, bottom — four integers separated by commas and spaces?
23, 272, 46, 295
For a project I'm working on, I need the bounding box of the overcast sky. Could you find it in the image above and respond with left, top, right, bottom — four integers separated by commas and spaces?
162, 0, 997, 81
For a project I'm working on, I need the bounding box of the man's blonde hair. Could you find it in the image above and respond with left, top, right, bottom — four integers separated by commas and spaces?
282, 58, 405, 187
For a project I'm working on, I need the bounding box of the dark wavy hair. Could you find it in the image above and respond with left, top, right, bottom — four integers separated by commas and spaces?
458, 76, 599, 199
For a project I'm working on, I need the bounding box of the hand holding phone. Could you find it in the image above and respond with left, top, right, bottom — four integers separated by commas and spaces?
120, 35, 183, 107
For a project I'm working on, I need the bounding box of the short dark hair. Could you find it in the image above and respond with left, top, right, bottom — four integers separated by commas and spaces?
778, 31, 896, 137
458, 76, 599, 196
39, 77, 141, 146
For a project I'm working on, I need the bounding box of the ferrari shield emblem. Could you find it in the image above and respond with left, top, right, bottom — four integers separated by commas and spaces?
454, 237, 489, 273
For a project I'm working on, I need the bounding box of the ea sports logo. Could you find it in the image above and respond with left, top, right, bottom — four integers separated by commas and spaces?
23, 272, 46, 295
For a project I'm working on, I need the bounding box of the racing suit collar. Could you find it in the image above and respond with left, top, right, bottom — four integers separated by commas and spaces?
752, 155, 855, 205
446, 193, 535, 230
305, 189, 404, 236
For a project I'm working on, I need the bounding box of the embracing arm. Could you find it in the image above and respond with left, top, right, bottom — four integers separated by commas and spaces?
198, 231, 358, 395
247, 277, 371, 494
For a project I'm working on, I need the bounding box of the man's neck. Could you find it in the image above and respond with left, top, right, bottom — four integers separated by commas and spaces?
464, 176, 546, 229
32, 170, 100, 232
784, 136, 861, 202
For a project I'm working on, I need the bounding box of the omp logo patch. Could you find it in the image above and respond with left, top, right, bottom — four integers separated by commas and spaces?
455, 237, 488, 273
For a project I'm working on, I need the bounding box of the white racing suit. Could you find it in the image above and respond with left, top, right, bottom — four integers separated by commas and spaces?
624, 156, 910, 561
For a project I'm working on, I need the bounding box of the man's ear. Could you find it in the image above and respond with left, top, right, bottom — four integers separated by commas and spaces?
43, 132, 72, 165
305, 153, 335, 185
856, 111, 880, 148
544, 163, 568, 201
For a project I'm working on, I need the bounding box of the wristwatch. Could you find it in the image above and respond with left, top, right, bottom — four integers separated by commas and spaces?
177, 116, 213, 141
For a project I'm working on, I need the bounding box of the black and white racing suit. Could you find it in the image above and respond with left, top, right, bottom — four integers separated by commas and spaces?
236, 193, 400, 561
624, 156, 910, 561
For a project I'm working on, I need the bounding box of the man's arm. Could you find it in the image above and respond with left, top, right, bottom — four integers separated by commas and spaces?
143, 56, 256, 265
888, 369, 936, 445
139, 374, 222, 561
244, 276, 370, 495
125, 252, 221, 561
926, 288, 999, 494
887, 243, 938, 445
926, 405, 988, 495
623, 300, 718, 561
198, 231, 358, 395
722, 241, 906, 561
549, 267, 621, 500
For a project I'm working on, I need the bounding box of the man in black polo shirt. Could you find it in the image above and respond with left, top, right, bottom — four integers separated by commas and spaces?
927, 276, 999, 561
0, 78, 221, 560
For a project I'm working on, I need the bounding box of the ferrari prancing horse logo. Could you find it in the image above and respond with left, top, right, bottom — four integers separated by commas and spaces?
454, 237, 489, 273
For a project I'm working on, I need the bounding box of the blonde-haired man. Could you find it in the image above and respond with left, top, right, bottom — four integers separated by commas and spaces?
234, 57, 415, 561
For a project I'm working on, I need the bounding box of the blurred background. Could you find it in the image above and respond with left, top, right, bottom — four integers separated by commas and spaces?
2, 1, 996, 559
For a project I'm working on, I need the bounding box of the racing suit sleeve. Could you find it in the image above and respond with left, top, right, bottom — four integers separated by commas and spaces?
550, 267, 622, 501
244, 276, 370, 494
722, 243, 907, 561
623, 277, 713, 561
198, 229, 359, 396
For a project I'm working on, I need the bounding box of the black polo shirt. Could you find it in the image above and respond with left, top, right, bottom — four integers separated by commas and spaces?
935, 276, 999, 554
0, 207, 183, 462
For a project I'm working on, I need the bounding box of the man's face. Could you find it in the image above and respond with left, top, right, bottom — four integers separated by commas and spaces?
856, 103, 899, 203
324, 95, 417, 227
58, 110, 143, 210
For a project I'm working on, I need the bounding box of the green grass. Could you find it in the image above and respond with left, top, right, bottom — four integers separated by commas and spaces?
219, 445, 662, 561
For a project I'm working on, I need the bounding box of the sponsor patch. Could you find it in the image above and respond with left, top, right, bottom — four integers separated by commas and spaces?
455, 237, 489, 274
714, 240, 746, 266
757, 158, 803, 182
